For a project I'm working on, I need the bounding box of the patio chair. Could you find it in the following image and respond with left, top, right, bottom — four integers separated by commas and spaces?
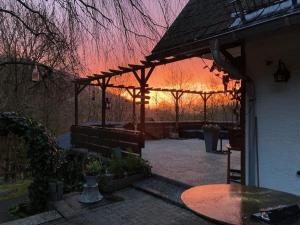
226, 145, 242, 184
226, 128, 244, 184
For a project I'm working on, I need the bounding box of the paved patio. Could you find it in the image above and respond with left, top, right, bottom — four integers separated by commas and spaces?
142, 139, 240, 185
45, 188, 214, 225
3, 139, 241, 225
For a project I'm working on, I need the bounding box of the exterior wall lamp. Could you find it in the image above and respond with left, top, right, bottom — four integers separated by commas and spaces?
274, 60, 290, 82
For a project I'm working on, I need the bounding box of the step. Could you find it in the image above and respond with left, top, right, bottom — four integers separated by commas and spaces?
132, 174, 192, 207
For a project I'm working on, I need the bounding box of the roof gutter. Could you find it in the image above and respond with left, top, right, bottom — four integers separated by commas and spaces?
209, 39, 246, 80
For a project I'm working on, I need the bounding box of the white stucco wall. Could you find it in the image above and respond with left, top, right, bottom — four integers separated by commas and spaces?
245, 27, 300, 195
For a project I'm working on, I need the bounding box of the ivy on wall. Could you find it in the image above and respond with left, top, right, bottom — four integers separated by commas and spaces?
0, 112, 60, 212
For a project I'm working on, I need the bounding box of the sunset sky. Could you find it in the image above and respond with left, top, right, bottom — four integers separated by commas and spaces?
77, 0, 226, 99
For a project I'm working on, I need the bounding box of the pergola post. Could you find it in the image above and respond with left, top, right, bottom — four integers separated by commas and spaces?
101, 80, 106, 127
125, 87, 139, 128
203, 93, 207, 122
132, 66, 155, 133
132, 89, 136, 124
74, 83, 88, 126
200, 93, 213, 123
98, 77, 111, 127
139, 68, 146, 133
171, 91, 184, 131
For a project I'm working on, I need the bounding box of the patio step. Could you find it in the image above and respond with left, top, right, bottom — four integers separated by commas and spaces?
132, 174, 192, 207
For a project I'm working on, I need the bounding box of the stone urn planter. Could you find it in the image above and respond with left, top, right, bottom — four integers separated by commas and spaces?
203, 124, 220, 153
84, 175, 98, 187
79, 157, 103, 204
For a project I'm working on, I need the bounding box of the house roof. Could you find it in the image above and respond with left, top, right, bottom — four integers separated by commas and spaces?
148, 0, 300, 61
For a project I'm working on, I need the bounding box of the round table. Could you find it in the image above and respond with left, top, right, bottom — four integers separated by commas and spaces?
181, 184, 300, 225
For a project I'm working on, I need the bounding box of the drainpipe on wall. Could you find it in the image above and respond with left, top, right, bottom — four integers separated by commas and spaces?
209, 39, 259, 186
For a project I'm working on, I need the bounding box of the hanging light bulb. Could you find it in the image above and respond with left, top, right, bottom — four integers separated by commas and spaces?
31, 65, 40, 82
105, 98, 111, 110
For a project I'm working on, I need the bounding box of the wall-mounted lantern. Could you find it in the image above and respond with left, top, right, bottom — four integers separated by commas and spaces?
105, 98, 111, 110
274, 60, 290, 82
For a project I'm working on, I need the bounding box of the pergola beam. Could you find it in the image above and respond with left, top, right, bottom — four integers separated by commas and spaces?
74, 81, 233, 128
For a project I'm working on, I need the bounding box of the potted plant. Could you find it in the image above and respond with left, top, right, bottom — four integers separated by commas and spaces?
99, 155, 151, 193
79, 155, 103, 203
84, 157, 102, 186
203, 124, 220, 153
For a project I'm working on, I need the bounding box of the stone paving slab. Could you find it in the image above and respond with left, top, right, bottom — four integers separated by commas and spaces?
0, 210, 61, 225
53, 192, 123, 218
45, 188, 216, 225
133, 175, 190, 207
143, 139, 240, 186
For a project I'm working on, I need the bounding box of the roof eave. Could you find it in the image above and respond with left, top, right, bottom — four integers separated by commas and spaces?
147, 10, 300, 61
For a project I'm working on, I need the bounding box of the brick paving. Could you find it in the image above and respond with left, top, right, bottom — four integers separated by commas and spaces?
46, 188, 215, 225
143, 139, 240, 185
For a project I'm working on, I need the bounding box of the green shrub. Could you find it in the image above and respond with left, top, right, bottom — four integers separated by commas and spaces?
85, 158, 102, 176
56, 151, 84, 193
107, 154, 151, 178
107, 157, 126, 178
124, 155, 151, 175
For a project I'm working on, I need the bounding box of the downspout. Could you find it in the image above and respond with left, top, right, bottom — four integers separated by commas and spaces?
210, 39, 259, 186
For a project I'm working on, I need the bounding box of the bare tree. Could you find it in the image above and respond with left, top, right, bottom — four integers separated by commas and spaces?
0, 1, 187, 70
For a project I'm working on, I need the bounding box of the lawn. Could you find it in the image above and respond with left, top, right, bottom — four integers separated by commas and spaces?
0, 180, 31, 201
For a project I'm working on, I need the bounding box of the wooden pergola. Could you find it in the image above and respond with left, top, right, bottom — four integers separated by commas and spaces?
74, 74, 235, 132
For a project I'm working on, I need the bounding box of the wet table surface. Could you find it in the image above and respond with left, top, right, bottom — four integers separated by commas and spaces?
181, 184, 300, 225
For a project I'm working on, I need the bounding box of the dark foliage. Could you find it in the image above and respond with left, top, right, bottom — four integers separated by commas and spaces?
57, 152, 84, 193
0, 112, 60, 212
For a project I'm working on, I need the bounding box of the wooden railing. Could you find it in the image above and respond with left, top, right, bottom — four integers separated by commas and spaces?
71, 125, 144, 158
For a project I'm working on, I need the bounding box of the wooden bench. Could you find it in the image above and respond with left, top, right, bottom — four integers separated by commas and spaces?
70, 125, 144, 158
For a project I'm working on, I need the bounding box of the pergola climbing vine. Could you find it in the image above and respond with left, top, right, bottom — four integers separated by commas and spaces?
0, 112, 60, 212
